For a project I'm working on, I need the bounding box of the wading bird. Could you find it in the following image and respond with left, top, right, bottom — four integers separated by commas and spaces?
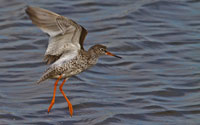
26, 6, 121, 117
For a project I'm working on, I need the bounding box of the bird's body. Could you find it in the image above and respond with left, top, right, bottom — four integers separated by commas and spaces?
37, 48, 99, 83
26, 6, 121, 117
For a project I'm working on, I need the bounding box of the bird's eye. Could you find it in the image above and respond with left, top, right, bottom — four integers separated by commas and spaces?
100, 48, 104, 51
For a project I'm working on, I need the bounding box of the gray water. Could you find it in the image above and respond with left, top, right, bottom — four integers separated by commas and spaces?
1, 0, 200, 124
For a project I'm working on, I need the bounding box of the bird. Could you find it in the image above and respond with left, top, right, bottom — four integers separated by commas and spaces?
25, 6, 121, 117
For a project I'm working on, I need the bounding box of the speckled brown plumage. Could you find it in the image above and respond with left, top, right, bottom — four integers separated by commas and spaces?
26, 6, 121, 117
36, 45, 107, 84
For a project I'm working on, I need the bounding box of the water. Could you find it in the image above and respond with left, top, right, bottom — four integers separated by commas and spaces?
1, 0, 200, 124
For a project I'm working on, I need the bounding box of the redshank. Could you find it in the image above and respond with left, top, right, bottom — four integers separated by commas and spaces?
26, 6, 121, 117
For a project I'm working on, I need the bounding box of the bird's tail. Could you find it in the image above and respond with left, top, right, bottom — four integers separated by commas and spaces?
36, 68, 53, 84
36, 76, 47, 84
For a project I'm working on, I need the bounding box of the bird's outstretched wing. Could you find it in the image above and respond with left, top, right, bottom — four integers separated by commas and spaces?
26, 6, 88, 64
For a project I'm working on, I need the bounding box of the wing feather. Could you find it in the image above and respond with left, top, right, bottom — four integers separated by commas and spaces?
26, 6, 88, 64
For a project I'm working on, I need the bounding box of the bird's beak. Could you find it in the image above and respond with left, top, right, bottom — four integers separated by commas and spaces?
106, 51, 122, 59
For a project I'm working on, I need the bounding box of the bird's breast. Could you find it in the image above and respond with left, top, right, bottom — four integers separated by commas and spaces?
59, 55, 90, 77
50, 52, 98, 79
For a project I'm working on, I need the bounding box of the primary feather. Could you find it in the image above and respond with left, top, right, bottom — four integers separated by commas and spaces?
26, 6, 88, 64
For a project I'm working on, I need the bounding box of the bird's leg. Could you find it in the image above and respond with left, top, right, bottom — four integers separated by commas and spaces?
59, 79, 73, 117
48, 75, 62, 113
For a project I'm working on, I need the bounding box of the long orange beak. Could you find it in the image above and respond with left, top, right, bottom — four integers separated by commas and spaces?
106, 51, 122, 59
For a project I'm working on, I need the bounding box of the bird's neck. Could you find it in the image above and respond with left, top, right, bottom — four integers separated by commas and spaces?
87, 48, 99, 65
88, 48, 98, 58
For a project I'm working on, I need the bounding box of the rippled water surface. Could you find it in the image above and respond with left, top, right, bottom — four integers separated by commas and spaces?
1, 0, 200, 124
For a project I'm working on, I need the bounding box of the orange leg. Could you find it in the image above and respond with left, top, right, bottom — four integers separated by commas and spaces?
59, 79, 73, 117
48, 75, 62, 113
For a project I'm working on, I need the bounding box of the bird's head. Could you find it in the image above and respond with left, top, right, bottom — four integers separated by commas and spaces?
90, 44, 121, 59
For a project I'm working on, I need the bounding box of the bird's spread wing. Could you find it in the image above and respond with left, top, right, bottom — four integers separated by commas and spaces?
26, 6, 88, 64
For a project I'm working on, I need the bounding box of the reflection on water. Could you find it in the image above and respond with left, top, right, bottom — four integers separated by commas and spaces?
1, 0, 200, 124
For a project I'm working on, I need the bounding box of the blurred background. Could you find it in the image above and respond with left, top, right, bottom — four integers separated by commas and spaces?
0, 0, 200, 124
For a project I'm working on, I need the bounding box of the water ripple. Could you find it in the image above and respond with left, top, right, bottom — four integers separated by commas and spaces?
1, 0, 200, 124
